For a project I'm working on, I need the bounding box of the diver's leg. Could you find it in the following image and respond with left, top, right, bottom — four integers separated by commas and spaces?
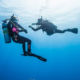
23, 37, 31, 53
27, 53, 47, 62
55, 29, 68, 33
22, 42, 27, 55
27, 39, 31, 53
17, 35, 31, 55
22, 42, 31, 56
55, 28, 78, 34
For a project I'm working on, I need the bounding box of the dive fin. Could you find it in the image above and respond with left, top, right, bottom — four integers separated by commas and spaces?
37, 56, 47, 62
21, 52, 47, 62
69, 28, 78, 34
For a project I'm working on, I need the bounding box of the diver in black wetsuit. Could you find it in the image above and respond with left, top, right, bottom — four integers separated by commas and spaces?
29, 17, 78, 36
7, 15, 47, 62
7, 15, 31, 55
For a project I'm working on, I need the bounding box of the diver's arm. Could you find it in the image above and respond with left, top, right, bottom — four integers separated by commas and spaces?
14, 22, 26, 30
29, 25, 42, 31
18, 29, 28, 33
32, 23, 42, 25
15, 22, 28, 33
17, 23, 25, 30
18, 30, 25, 32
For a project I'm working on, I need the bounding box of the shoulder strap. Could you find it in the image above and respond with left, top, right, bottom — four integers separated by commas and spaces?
9, 19, 19, 29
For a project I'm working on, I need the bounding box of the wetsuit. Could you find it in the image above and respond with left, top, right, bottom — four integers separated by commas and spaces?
7, 21, 31, 55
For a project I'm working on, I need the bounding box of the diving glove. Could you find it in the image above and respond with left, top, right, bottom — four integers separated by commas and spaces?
29, 25, 32, 28
32, 23, 36, 25
24, 30, 28, 33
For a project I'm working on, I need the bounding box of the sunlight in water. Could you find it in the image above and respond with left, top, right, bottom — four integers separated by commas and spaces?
0, 0, 80, 20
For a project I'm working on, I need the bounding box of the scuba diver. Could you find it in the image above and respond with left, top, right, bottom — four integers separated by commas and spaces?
2, 14, 47, 62
29, 16, 78, 36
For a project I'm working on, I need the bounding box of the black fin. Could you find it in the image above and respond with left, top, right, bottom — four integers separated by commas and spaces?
70, 28, 78, 34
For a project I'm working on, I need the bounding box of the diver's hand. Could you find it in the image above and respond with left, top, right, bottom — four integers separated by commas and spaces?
24, 30, 28, 33
29, 25, 32, 28
32, 23, 36, 25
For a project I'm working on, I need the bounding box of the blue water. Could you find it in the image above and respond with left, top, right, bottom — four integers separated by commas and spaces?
0, 0, 80, 80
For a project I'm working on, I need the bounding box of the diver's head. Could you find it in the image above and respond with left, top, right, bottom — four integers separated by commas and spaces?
37, 16, 44, 24
37, 18, 44, 24
10, 15, 19, 22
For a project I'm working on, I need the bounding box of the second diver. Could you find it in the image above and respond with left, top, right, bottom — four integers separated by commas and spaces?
29, 17, 78, 36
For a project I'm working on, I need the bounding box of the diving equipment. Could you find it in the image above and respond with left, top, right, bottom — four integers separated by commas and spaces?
68, 28, 78, 34
10, 14, 19, 23
2, 19, 11, 43
37, 16, 44, 23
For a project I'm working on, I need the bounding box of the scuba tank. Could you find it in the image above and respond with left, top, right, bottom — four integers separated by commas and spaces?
2, 19, 11, 43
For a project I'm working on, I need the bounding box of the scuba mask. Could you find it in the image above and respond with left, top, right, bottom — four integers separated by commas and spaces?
10, 14, 19, 22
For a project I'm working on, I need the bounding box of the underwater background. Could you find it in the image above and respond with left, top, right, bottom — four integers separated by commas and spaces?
0, 0, 80, 80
